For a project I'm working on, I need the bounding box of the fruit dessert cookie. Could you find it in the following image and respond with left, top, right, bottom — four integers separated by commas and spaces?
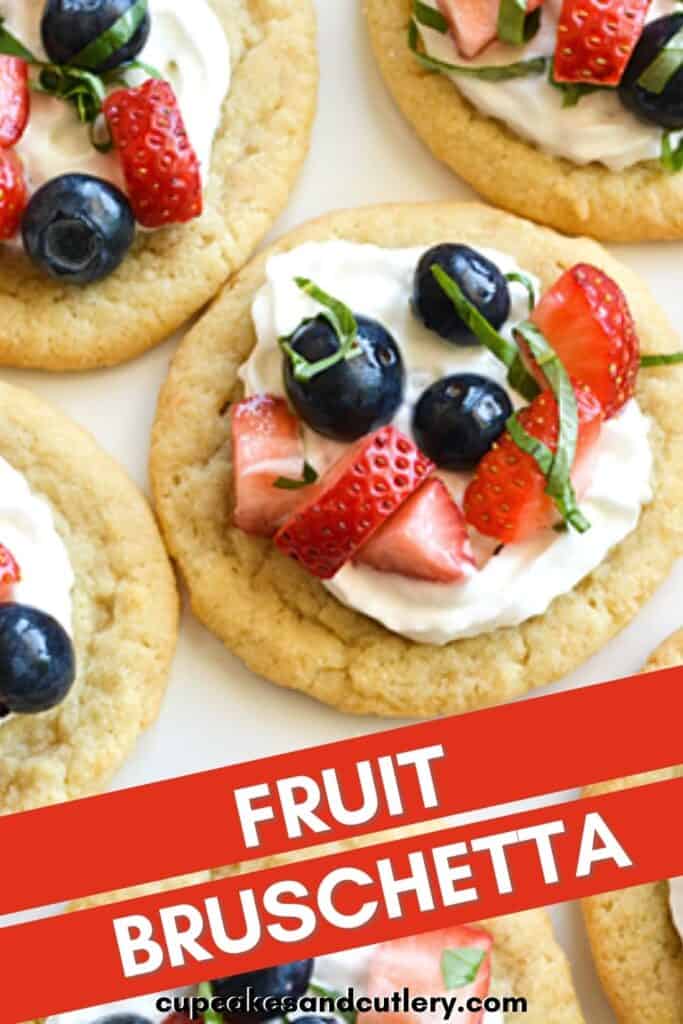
365, 0, 683, 241
0, 380, 177, 813
151, 202, 683, 718
582, 632, 683, 1024
0, 0, 316, 370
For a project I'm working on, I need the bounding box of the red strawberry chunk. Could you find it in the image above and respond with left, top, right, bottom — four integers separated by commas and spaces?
232, 395, 306, 537
438, 0, 544, 58
0, 57, 29, 149
464, 384, 603, 544
275, 427, 434, 580
103, 79, 202, 228
531, 264, 640, 419
359, 925, 493, 1024
554, 0, 652, 86
0, 543, 20, 604
0, 149, 27, 240
358, 478, 474, 583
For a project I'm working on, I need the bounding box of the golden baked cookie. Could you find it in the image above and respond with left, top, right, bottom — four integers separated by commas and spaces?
0, 0, 317, 371
150, 201, 683, 718
364, 0, 683, 243
0, 381, 178, 813
581, 633, 683, 1024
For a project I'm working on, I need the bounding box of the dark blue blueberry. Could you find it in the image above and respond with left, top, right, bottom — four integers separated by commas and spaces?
94, 1016, 153, 1024
283, 315, 405, 442
619, 14, 683, 130
413, 374, 513, 471
211, 961, 314, 1021
41, 0, 151, 72
0, 603, 76, 715
413, 244, 510, 346
22, 174, 135, 286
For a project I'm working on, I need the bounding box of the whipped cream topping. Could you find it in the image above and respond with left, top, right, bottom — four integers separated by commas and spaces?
417, 0, 682, 171
3, 0, 231, 195
241, 240, 653, 647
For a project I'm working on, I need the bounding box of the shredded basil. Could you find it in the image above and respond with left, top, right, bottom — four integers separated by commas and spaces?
431, 265, 540, 402
0, 18, 37, 61
274, 462, 319, 490
441, 948, 486, 990
413, 0, 449, 33
71, 0, 149, 69
638, 24, 683, 94
32, 64, 106, 123
641, 351, 683, 366
408, 17, 548, 80
506, 270, 537, 311
497, 0, 542, 46
661, 131, 683, 172
279, 278, 363, 383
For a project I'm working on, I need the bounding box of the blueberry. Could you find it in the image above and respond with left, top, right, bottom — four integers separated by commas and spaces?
212, 961, 314, 1021
41, 0, 151, 72
619, 14, 683, 130
94, 1017, 153, 1024
22, 174, 135, 285
283, 315, 405, 442
413, 244, 510, 345
413, 374, 513, 471
0, 604, 76, 715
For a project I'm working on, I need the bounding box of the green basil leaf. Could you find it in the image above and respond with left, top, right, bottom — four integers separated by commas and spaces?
274, 462, 319, 490
0, 19, 38, 62
638, 24, 683, 94
197, 982, 223, 1024
413, 0, 449, 33
279, 278, 363, 383
70, 0, 148, 69
431, 265, 540, 402
497, 0, 542, 46
506, 270, 537, 311
408, 18, 548, 80
641, 351, 683, 366
661, 131, 683, 173
441, 947, 486, 990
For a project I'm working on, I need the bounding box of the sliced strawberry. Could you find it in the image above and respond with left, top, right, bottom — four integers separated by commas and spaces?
531, 264, 639, 419
232, 395, 306, 537
438, 0, 544, 58
554, 0, 652, 86
0, 543, 20, 604
0, 57, 29, 148
275, 427, 434, 580
358, 479, 474, 583
0, 149, 27, 240
359, 925, 493, 1024
464, 384, 603, 544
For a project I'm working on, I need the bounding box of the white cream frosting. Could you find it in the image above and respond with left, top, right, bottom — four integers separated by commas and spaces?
3, 0, 231, 194
240, 240, 653, 647
417, 0, 682, 171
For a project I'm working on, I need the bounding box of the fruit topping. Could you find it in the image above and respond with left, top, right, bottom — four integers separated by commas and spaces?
498, 0, 546, 46
464, 383, 603, 543
211, 962, 314, 1023
0, 543, 20, 603
358, 478, 474, 583
553, 0, 652, 87
413, 244, 511, 347
275, 427, 434, 579
104, 79, 203, 228
531, 263, 640, 419
41, 0, 151, 73
0, 56, 29, 148
0, 603, 76, 714
231, 395, 307, 537
413, 372, 513, 470
21, 173, 135, 284
619, 13, 683, 130
0, 150, 27, 241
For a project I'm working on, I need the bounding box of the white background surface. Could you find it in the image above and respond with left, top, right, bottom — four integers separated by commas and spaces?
5, 2, 683, 1020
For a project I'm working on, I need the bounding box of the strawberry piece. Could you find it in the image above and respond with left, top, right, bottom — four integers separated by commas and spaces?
103, 79, 202, 228
232, 395, 307, 537
275, 427, 434, 580
359, 925, 493, 1024
554, 0, 652, 86
464, 384, 603, 544
0, 149, 27, 240
531, 264, 640, 419
358, 479, 474, 583
0, 543, 20, 604
0, 57, 29, 148
438, 0, 544, 58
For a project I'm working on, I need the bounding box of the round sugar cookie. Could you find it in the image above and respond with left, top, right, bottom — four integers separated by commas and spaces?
0, 0, 317, 371
0, 381, 178, 813
150, 201, 683, 719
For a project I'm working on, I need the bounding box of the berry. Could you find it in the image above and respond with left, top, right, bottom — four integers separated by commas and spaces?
22, 173, 135, 284
104, 80, 203, 228
437, 0, 544, 58
0, 544, 20, 588
413, 373, 513, 471
358, 478, 474, 583
0, 603, 76, 715
41, 0, 151, 72
531, 263, 640, 419
464, 385, 603, 544
275, 427, 434, 579
0, 57, 29, 148
619, 14, 683, 130
413, 244, 510, 346
95, 1017, 154, 1024
211, 961, 314, 1022
554, 0, 651, 87
0, 150, 27, 241
362, 925, 493, 1024
283, 315, 405, 442
231, 395, 306, 537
